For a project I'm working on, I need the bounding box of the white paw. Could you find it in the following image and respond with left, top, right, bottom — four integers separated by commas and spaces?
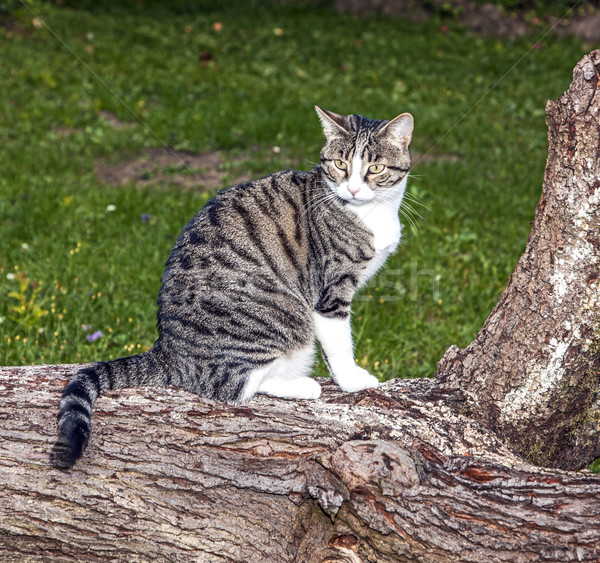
288, 377, 322, 400
335, 366, 380, 393
258, 376, 322, 400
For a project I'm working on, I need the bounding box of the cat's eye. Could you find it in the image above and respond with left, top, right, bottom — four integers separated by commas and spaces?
368, 164, 385, 174
334, 159, 347, 170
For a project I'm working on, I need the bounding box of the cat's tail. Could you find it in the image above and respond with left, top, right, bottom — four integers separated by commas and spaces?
50, 349, 168, 469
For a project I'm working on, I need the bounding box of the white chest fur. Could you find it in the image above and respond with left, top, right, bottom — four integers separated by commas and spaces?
347, 177, 406, 286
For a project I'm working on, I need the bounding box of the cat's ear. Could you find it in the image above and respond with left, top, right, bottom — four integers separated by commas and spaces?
315, 106, 350, 140
380, 113, 414, 148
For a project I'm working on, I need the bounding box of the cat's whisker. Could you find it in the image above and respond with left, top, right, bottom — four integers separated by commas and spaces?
403, 193, 431, 213
404, 204, 423, 226
403, 189, 427, 202
401, 199, 424, 218
403, 187, 426, 200
403, 196, 427, 211
300, 189, 338, 218
401, 211, 421, 233
399, 208, 420, 233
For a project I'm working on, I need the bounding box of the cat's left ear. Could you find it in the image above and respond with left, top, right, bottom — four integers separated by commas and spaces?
379, 113, 414, 148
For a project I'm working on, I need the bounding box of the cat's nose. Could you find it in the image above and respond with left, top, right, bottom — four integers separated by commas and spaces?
347, 185, 361, 197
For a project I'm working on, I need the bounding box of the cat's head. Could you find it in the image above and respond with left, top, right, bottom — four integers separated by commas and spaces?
316, 106, 413, 205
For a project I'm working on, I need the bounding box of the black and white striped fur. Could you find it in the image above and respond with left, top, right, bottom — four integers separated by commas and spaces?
50, 107, 414, 469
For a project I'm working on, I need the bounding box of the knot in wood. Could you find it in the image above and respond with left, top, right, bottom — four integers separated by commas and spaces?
329, 440, 421, 494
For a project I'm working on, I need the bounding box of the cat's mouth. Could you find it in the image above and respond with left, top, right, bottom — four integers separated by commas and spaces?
324, 177, 374, 205
335, 186, 375, 205
344, 196, 372, 205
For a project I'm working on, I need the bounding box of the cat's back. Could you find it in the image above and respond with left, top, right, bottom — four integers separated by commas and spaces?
162, 169, 318, 294
204, 168, 312, 238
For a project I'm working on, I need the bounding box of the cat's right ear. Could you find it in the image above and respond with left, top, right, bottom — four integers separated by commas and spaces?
315, 106, 350, 140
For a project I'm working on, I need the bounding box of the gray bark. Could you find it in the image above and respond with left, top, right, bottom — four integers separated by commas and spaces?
2, 365, 600, 562
1, 51, 600, 562
437, 49, 600, 470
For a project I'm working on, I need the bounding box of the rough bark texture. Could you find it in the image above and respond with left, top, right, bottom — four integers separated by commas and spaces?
437, 49, 600, 471
2, 365, 600, 562
1, 52, 600, 562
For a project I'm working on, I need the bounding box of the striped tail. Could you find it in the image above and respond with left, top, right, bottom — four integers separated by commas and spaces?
50, 350, 166, 469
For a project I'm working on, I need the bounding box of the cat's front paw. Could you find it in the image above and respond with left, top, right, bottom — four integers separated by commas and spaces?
335, 366, 380, 393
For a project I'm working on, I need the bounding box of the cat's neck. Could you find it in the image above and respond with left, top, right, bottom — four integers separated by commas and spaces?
345, 176, 406, 236
346, 176, 406, 286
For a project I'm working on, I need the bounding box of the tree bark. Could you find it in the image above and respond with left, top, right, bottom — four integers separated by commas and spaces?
436, 49, 600, 471
1, 51, 600, 562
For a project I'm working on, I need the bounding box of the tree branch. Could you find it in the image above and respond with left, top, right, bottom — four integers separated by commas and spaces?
1, 364, 600, 561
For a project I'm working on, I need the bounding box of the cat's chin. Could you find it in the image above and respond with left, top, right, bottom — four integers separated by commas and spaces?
341, 195, 374, 206
336, 188, 375, 205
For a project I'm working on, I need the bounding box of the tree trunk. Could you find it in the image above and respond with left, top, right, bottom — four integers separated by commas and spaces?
436, 49, 600, 471
1, 51, 600, 562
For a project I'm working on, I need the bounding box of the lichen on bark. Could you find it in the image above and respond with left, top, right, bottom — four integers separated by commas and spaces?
438, 50, 600, 470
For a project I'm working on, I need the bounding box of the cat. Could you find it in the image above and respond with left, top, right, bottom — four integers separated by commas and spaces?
50, 106, 414, 469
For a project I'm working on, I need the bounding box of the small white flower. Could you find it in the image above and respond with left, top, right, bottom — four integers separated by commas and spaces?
106, 204, 117, 212
0, 317, 4, 324
6, 273, 15, 280
21, 243, 29, 250
272, 146, 281, 153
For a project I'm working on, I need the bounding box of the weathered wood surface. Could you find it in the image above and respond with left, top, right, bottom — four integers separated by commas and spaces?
1, 51, 600, 562
437, 48, 600, 470
1, 364, 599, 562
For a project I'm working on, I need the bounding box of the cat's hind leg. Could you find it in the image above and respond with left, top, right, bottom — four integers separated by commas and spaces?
241, 344, 320, 401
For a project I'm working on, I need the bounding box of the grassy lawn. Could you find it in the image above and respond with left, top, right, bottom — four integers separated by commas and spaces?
0, 0, 589, 386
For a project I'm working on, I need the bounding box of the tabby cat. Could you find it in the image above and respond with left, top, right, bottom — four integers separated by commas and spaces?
50, 106, 414, 469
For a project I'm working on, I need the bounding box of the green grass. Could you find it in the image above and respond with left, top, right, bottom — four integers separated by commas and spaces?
0, 0, 588, 385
